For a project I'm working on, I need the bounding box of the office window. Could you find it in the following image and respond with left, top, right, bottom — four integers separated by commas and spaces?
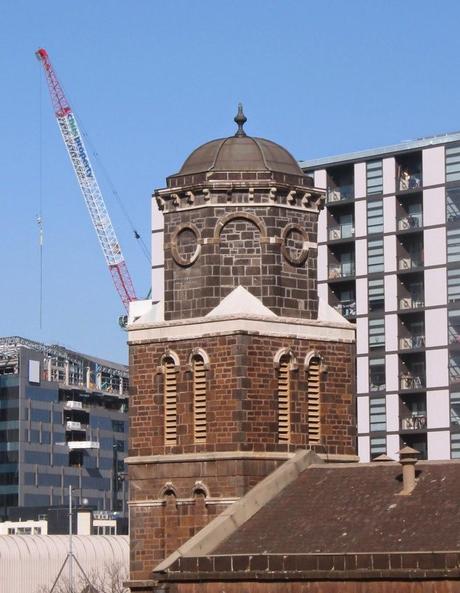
366, 160, 383, 195
451, 433, 460, 459
449, 353, 460, 385
368, 278, 385, 312
369, 358, 386, 392
370, 436, 386, 459
448, 269, 460, 303
31, 408, 51, 423
369, 317, 385, 349
368, 239, 384, 274
115, 440, 125, 452
370, 396, 386, 432
367, 199, 384, 234
447, 187, 460, 222
446, 145, 460, 183
451, 392, 460, 426
448, 229, 460, 263
112, 420, 125, 433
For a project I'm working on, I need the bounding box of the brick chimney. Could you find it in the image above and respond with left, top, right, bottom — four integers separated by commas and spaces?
398, 446, 420, 495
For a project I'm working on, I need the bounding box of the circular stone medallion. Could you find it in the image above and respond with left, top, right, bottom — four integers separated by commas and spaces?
281, 224, 310, 265
171, 224, 201, 266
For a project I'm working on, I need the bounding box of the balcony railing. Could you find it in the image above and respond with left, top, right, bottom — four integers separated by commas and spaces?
328, 224, 355, 241
398, 174, 422, 192
326, 184, 354, 203
397, 214, 423, 231
400, 374, 425, 390
334, 301, 356, 318
328, 264, 355, 279
398, 256, 423, 271
401, 414, 427, 430
399, 296, 424, 310
369, 376, 386, 392
449, 368, 460, 384
399, 335, 425, 350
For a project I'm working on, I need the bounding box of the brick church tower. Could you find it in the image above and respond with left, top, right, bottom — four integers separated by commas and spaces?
127, 106, 356, 590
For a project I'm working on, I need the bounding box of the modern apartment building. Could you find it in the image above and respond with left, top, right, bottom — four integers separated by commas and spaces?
300, 131, 460, 461
0, 337, 129, 516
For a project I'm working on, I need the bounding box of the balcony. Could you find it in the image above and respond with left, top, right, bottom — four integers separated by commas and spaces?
369, 375, 386, 392
64, 401, 83, 411
67, 440, 100, 450
398, 173, 422, 192
65, 421, 83, 431
398, 256, 423, 272
399, 296, 424, 310
397, 213, 423, 231
401, 414, 427, 431
326, 185, 354, 203
399, 335, 425, 350
328, 224, 355, 241
400, 374, 425, 390
328, 264, 355, 280
333, 300, 356, 318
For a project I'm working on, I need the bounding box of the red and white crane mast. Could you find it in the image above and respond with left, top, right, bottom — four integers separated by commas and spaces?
36, 48, 137, 311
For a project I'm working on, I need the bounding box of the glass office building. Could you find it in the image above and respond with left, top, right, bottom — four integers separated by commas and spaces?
0, 337, 128, 516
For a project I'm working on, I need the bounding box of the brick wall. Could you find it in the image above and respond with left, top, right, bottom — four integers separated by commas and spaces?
163, 198, 319, 321
129, 333, 355, 457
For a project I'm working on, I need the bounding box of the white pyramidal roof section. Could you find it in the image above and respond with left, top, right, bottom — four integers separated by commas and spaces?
206, 286, 277, 318
317, 298, 349, 323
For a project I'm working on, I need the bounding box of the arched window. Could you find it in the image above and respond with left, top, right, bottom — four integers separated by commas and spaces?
306, 354, 322, 444
191, 352, 208, 443
161, 354, 179, 446
276, 352, 294, 443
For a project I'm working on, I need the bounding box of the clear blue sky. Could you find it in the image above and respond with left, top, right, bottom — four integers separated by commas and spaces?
1, 0, 460, 363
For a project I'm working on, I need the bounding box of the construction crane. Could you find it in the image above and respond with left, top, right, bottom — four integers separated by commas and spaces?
36, 48, 137, 311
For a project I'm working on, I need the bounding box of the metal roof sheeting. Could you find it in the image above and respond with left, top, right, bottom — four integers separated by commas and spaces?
0, 535, 129, 593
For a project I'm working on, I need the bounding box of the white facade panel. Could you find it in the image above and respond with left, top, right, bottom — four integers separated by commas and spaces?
318, 208, 327, 243
423, 187, 446, 227
28, 360, 40, 384
356, 278, 368, 316
317, 282, 328, 302
357, 396, 370, 433
314, 169, 327, 189
356, 356, 369, 394
425, 267, 447, 307
317, 245, 328, 282
424, 227, 446, 267
384, 314, 398, 352
426, 390, 450, 429
422, 146, 445, 187
425, 308, 448, 348
383, 195, 396, 233
355, 238, 368, 277
386, 393, 399, 432
383, 157, 396, 195
354, 162, 366, 199
385, 354, 399, 392
386, 434, 400, 460
426, 348, 449, 388
354, 200, 367, 238
356, 318, 368, 355
384, 274, 398, 312
384, 235, 396, 273
427, 430, 450, 460
358, 435, 370, 462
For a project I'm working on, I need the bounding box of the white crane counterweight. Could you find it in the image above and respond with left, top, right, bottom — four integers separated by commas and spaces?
36, 48, 137, 311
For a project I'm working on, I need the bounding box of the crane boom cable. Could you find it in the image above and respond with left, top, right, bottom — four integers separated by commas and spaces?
36, 48, 137, 311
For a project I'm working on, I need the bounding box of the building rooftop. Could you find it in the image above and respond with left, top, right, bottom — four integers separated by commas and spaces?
299, 129, 460, 169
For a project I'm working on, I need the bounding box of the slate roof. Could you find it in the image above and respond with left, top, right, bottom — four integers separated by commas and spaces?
215, 461, 460, 555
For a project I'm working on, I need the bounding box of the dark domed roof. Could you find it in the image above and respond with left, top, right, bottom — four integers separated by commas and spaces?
173, 104, 305, 180
178, 135, 304, 177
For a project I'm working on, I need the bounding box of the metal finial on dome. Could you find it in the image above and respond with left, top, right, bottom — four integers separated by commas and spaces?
234, 103, 247, 137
